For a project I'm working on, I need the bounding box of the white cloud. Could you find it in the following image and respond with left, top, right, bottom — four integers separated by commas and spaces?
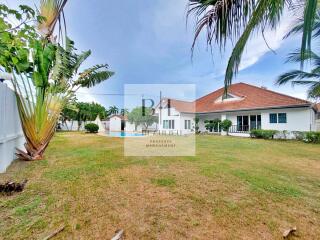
76, 88, 99, 103
239, 12, 293, 71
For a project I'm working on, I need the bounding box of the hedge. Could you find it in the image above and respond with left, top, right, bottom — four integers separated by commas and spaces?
250, 129, 278, 139
305, 131, 320, 143
84, 123, 99, 133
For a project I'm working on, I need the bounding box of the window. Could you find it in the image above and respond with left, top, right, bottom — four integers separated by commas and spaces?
278, 113, 287, 123
269, 113, 277, 123
163, 120, 168, 129
163, 120, 175, 129
184, 120, 191, 129
249, 115, 262, 130
269, 113, 287, 124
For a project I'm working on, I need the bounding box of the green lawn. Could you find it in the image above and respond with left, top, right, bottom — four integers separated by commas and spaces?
1, 132, 320, 239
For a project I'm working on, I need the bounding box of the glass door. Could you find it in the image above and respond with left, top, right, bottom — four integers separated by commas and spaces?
257, 115, 261, 129
250, 115, 261, 130
250, 115, 256, 130
243, 116, 249, 131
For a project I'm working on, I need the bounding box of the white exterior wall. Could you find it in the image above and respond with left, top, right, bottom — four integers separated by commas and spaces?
60, 121, 82, 131
60, 120, 108, 131
223, 108, 314, 132
180, 113, 195, 135
125, 123, 157, 132
125, 122, 143, 132
260, 108, 315, 131
0, 83, 25, 173
317, 119, 320, 131
170, 107, 316, 134
157, 107, 182, 134
198, 113, 222, 133
109, 116, 122, 132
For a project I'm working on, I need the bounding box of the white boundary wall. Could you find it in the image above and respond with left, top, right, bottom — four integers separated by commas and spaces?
0, 83, 25, 173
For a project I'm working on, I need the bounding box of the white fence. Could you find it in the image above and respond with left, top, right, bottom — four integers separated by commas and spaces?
59, 119, 109, 132
0, 83, 25, 173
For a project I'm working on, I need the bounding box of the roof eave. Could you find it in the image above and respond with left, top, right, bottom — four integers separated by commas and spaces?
183, 104, 312, 114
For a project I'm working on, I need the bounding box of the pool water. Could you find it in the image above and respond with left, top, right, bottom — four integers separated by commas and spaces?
107, 132, 145, 137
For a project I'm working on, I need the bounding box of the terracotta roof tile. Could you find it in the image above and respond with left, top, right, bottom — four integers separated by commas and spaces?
110, 115, 128, 120
161, 98, 195, 113
165, 83, 311, 113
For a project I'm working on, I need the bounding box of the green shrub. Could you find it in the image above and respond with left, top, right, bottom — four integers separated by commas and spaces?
221, 119, 232, 133
305, 131, 320, 143
292, 131, 307, 141
250, 129, 278, 139
204, 118, 221, 132
84, 123, 99, 133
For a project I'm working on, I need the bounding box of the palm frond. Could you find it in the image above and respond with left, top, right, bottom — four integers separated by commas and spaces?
38, 0, 68, 41
276, 70, 319, 85
74, 64, 114, 88
73, 50, 91, 74
300, 0, 318, 66
225, 0, 286, 91
187, 0, 256, 52
285, 50, 320, 63
307, 81, 320, 98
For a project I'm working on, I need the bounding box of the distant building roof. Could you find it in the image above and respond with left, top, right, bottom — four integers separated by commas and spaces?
109, 114, 128, 121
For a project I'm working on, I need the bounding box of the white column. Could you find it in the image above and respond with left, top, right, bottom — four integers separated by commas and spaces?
221, 114, 227, 136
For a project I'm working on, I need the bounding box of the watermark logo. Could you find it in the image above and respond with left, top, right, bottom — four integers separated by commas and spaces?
124, 84, 196, 156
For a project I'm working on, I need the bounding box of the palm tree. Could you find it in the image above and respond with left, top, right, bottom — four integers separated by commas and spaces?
108, 106, 119, 115
120, 108, 129, 116
276, 50, 320, 99
276, 10, 320, 99
13, 37, 114, 161
188, 0, 319, 91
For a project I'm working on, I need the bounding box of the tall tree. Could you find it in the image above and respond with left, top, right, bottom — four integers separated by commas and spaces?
120, 108, 129, 116
127, 107, 158, 130
108, 105, 119, 115
61, 101, 107, 129
187, 0, 319, 91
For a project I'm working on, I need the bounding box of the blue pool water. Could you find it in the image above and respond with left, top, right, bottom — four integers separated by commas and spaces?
107, 132, 144, 137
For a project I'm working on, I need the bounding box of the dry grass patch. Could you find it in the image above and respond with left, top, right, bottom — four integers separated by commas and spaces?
0, 132, 320, 239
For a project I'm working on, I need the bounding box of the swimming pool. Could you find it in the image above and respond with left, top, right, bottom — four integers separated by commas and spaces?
107, 132, 145, 137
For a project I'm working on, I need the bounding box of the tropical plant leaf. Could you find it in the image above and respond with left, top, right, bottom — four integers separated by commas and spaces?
37, 0, 68, 41
225, 0, 286, 91
74, 64, 114, 88
276, 70, 319, 85
300, 0, 318, 66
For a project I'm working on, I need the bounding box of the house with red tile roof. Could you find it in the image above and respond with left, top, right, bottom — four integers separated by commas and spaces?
155, 83, 319, 136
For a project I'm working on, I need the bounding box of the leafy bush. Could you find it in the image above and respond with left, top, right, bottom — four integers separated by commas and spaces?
204, 119, 221, 132
305, 131, 320, 143
221, 119, 232, 132
250, 129, 278, 139
292, 131, 307, 141
84, 123, 99, 133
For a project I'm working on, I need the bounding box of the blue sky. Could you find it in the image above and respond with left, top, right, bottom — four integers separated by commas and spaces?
8, 0, 310, 108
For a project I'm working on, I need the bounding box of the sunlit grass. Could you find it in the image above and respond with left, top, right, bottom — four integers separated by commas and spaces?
0, 132, 320, 239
